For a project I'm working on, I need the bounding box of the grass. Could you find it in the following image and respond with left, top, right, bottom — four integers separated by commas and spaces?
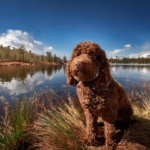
0, 88, 149, 150
0, 95, 37, 150
0, 89, 87, 150
116, 91, 150, 150
33, 95, 86, 150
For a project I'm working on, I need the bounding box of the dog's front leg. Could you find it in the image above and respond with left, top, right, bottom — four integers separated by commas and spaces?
104, 121, 117, 150
83, 108, 99, 146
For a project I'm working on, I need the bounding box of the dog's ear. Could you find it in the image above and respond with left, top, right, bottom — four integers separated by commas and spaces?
66, 64, 79, 86
96, 58, 110, 89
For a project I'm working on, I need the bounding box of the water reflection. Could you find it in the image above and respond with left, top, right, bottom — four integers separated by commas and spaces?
0, 65, 65, 83
111, 64, 150, 92
0, 65, 150, 100
111, 64, 150, 73
0, 65, 67, 99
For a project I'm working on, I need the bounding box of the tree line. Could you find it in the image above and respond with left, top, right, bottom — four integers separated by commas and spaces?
109, 57, 150, 64
0, 45, 67, 64
0, 65, 65, 83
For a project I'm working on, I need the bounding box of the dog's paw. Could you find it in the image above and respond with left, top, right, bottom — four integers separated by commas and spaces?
106, 142, 118, 150
97, 121, 104, 126
84, 137, 103, 147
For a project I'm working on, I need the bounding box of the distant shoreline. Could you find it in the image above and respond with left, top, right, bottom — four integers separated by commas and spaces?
111, 63, 150, 66
0, 61, 65, 66
0, 61, 150, 67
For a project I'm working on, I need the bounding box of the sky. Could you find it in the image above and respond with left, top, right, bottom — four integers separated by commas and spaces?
0, 0, 150, 59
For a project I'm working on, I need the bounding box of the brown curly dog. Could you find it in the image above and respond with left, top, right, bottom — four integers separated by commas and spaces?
66, 41, 134, 150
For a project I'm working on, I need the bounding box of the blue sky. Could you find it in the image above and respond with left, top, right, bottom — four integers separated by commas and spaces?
0, 0, 150, 59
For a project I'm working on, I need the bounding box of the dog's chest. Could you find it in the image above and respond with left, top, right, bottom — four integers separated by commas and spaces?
77, 83, 109, 112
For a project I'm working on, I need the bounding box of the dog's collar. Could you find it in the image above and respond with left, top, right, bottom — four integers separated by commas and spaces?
100, 78, 112, 91
90, 77, 112, 91
82, 77, 112, 91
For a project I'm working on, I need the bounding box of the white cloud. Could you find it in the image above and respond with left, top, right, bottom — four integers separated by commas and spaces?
111, 48, 125, 54
129, 53, 140, 58
124, 44, 131, 48
128, 42, 150, 58
142, 42, 150, 51
129, 51, 150, 58
0, 30, 53, 54
107, 44, 131, 57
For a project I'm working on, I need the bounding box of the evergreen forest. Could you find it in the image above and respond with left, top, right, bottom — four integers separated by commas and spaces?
0, 45, 67, 64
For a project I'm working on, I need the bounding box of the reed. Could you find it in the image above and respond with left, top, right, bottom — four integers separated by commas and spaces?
0, 95, 37, 150
33, 93, 86, 150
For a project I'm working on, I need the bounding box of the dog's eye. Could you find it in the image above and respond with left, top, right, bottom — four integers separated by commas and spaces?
97, 56, 101, 60
88, 55, 97, 61
87, 54, 92, 59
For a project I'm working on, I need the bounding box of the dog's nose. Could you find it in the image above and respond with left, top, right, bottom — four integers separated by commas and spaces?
75, 61, 83, 68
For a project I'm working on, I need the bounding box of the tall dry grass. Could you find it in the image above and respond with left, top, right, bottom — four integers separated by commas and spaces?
0, 87, 149, 150
0, 88, 87, 150
33, 93, 86, 150
116, 90, 150, 150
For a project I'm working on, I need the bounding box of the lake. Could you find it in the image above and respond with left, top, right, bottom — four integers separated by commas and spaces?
0, 64, 150, 101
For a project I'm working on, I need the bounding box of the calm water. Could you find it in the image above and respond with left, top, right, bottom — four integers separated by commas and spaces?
0, 64, 150, 100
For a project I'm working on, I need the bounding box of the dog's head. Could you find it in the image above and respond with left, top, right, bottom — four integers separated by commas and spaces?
66, 41, 110, 88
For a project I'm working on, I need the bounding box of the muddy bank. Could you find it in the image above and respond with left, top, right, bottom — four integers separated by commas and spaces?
0, 61, 64, 66
0, 61, 32, 66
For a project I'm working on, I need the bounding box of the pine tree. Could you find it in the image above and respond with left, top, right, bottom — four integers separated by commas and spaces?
46, 52, 53, 62
53, 54, 57, 62
63, 55, 67, 63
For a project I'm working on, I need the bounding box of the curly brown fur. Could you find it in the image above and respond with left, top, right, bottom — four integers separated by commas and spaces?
66, 41, 134, 150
